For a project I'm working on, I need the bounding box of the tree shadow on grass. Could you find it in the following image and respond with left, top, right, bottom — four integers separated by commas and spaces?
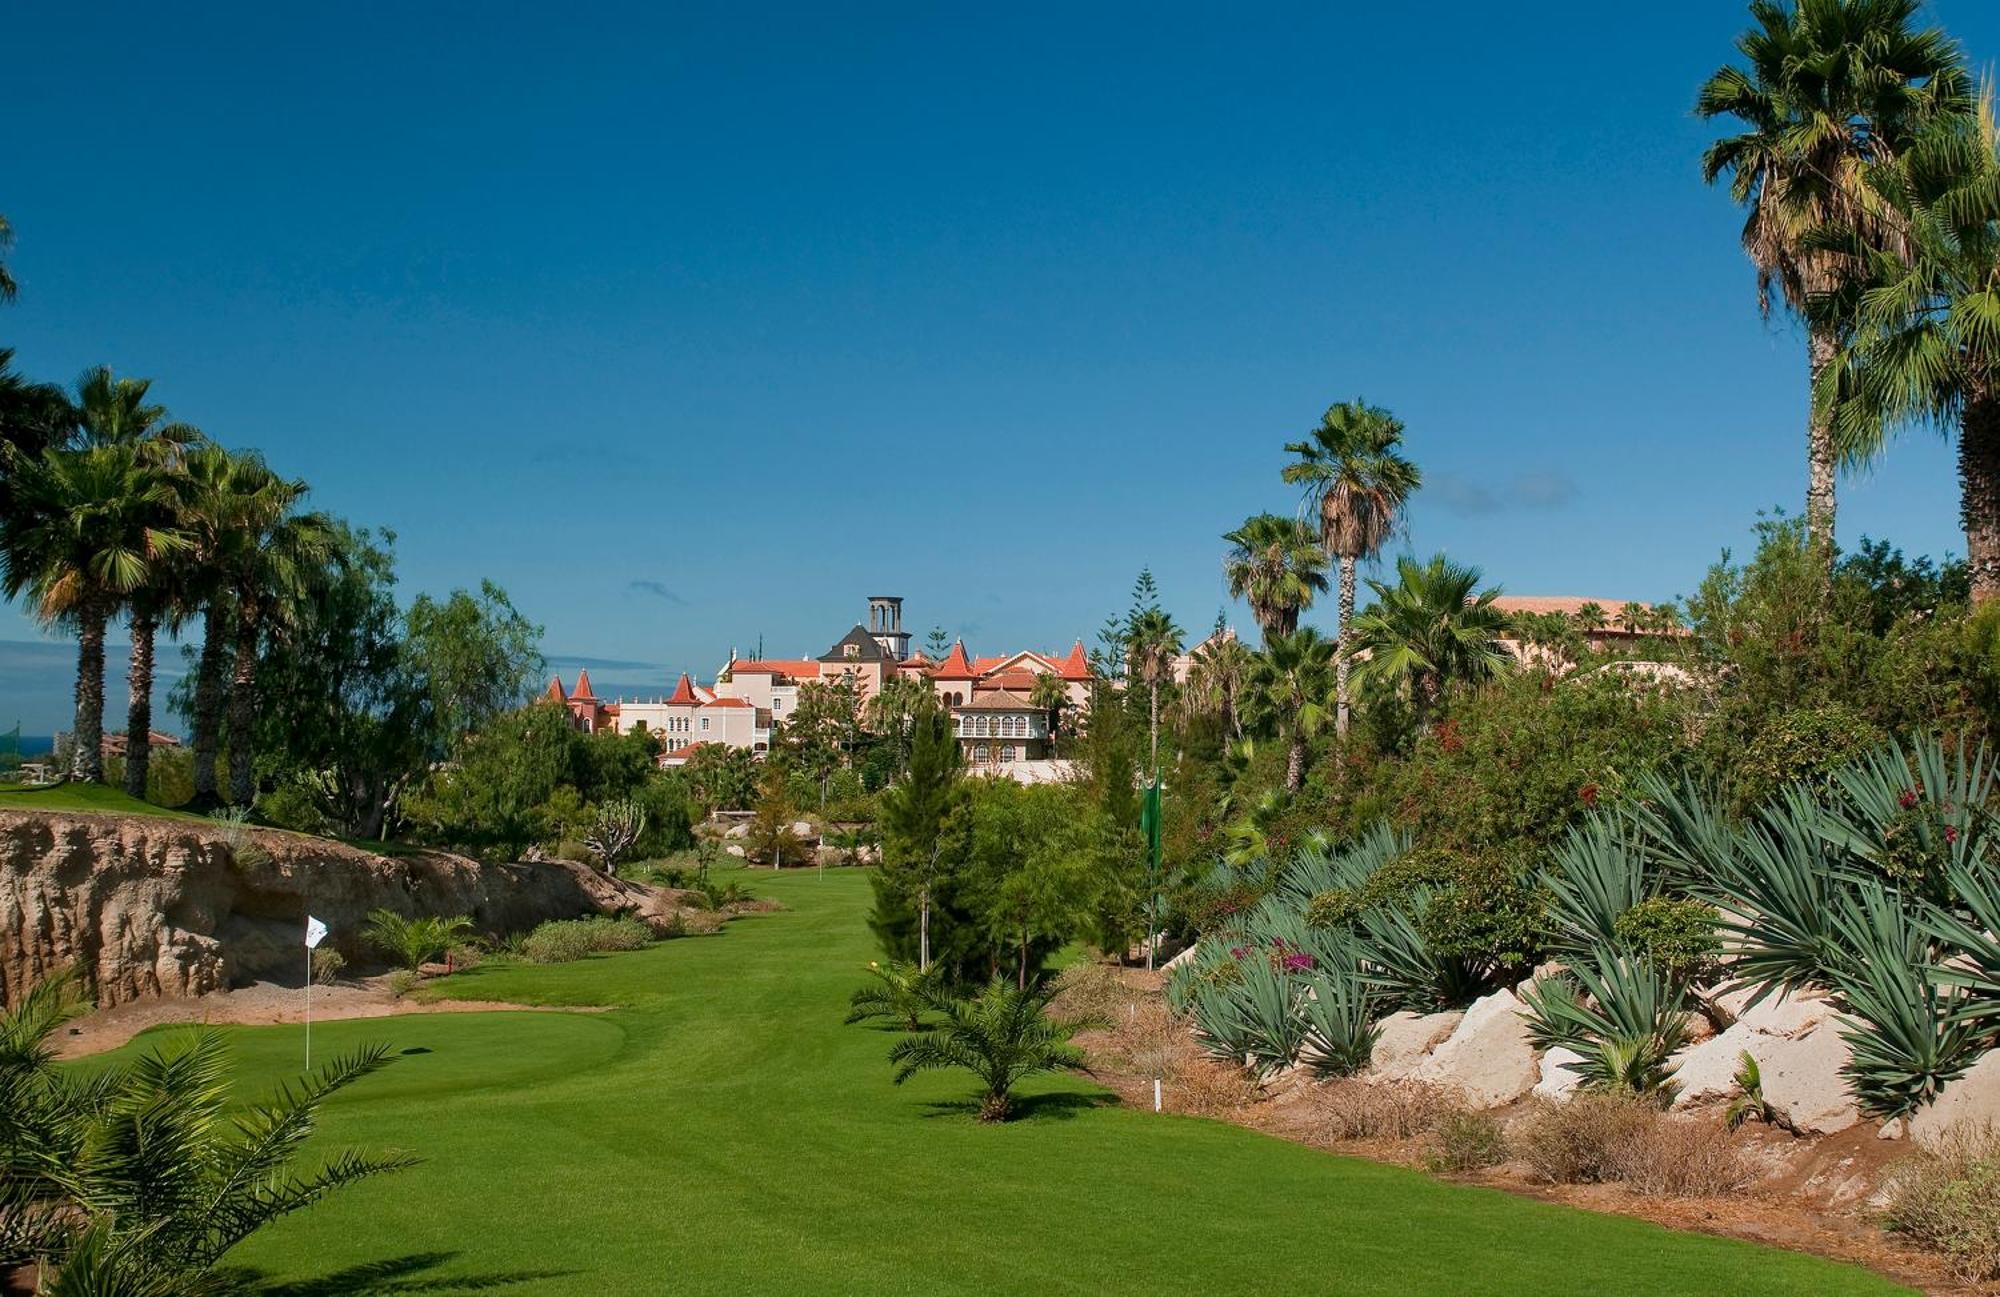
242, 1251, 575, 1295
916, 1090, 1118, 1124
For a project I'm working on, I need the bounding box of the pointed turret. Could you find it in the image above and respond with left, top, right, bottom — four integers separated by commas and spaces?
545, 676, 567, 704
667, 672, 698, 705
569, 669, 597, 701
935, 640, 975, 678
1059, 639, 1091, 679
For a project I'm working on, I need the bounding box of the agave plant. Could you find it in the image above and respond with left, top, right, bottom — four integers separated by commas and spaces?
1921, 858, 2000, 1032
1518, 954, 1692, 1099
1301, 969, 1382, 1078
1189, 952, 1312, 1076
844, 959, 945, 1031
1705, 791, 1864, 1000
1623, 768, 1740, 890
1273, 822, 1408, 912
1824, 883, 1983, 1122
1542, 818, 1654, 961
1820, 738, 1997, 904
886, 979, 1091, 1122
1352, 895, 1484, 1013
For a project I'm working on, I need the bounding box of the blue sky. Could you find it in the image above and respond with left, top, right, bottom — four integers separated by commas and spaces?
4, 1, 1996, 735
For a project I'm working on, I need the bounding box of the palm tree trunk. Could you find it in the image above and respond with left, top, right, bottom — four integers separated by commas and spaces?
190, 602, 228, 807
1285, 734, 1305, 793
70, 606, 108, 783
1336, 555, 1357, 741
1962, 384, 2000, 604
1018, 926, 1028, 990
226, 601, 260, 806
1807, 325, 1840, 582
919, 882, 932, 973
123, 608, 156, 800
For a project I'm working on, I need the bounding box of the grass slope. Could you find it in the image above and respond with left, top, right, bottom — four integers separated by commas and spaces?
0, 782, 208, 820
84, 868, 1914, 1297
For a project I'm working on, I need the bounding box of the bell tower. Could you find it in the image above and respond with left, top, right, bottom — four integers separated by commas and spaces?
867, 595, 910, 660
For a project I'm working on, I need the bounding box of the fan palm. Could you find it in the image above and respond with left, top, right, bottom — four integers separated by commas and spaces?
886, 979, 1091, 1121
1821, 101, 2000, 601
1281, 400, 1421, 741
1247, 628, 1336, 792
1698, 0, 1969, 571
1027, 670, 1070, 749
0, 213, 15, 302
72, 368, 206, 799
363, 909, 474, 972
1222, 512, 1329, 639
1349, 554, 1513, 732
1182, 632, 1252, 739
0, 446, 191, 782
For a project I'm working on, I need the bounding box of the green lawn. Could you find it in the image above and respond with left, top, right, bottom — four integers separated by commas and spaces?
0, 782, 207, 820
82, 867, 1915, 1296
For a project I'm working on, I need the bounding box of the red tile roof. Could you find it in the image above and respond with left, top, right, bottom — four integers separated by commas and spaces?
667, 672, 699, 705
933, 641, 975, 677
568, 669, 597, 701
701, 696, 751, 709
545, 677, 567, 704
1058, 640, 1091, 680
729, 659, 820, 679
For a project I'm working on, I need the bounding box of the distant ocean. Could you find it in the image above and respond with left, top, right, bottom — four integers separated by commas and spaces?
10, 736, 54, 757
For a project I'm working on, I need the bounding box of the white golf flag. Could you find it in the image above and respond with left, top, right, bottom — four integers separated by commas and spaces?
305, 916, 328, 950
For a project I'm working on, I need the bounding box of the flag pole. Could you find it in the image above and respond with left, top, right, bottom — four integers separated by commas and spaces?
304, 934, 312, 1073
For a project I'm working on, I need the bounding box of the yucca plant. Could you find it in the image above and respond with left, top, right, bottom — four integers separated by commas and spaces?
1189, 952, 1311, 1077
1518, 954, 1692, 1100
363, 908, 474, 973
1705, 791, 1863, 1000
844, 959, 945, 1031
1824, 883, 1982, 1123
1624, 768, 1739, 890
1301, 969, 1382, 1078
886, 979, 1090, 1121
1922, 858, 2000, 1032
1821, 738, 1997, 904
1542, 818, 1653, 960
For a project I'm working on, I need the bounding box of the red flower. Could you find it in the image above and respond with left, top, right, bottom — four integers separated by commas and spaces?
1899, 788, 1920, 810
1282, 953, 1315, 971
1946, 826, 1960, 845
1578, 783, 1599, 807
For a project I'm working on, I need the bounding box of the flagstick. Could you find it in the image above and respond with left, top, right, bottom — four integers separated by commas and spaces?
304, 939, 312, 1073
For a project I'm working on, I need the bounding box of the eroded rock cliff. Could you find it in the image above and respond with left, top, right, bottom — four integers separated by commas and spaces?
0, 809, 671, 1007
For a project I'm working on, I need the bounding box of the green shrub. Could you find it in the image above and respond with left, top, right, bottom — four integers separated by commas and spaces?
519, 915, 654, 964
309, 947, 346, 985
1882, 1124, 2000, 1282
1730, 702, 1884, 813
1426, 1111, 1508, 1174
386, 968, 420, 998
1612, 897, 1721, 983
364, 910, 474, 972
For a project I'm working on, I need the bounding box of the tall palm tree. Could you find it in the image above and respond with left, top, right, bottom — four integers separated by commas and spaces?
1697, 0, 1969, 571
72, 368, 205, 799
0, 213, 16, 302
1247, 628, 1336, 792
1182, 632, 1252, 740
1222, 513, 1330, 639
225, 503, 334, 806
0, 350, 76, 513
1124, 606, 1182, 776
1350, 554, 1514, 732
1027, 671, 1070, 751
0, 446, 190, 782
1282, 400, 1421, 742
1824, 100, 2000, 601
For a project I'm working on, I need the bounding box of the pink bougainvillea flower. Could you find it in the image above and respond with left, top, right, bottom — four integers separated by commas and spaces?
1899, 788, 1920, 810
1946, 826, 1960, 845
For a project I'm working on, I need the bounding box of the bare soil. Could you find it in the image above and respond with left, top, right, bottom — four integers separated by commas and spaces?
54, 975, 606, 1060
1060, 965, 1990, 1297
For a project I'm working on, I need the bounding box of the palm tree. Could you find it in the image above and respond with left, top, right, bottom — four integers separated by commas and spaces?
886, 978, 1091, 1122
1350, 554, 1514, 732
0, 446, 190, 783
1247, 628, 1336, 792
1222, 513, 1330, 639
1282, 401, 1422, 742
1028, 670, 1070, 750
1124, 606, 1183, 776
363, 909, 474, 972
71, 368, 205, 800
844, 959, 945, 1031
0, 213, 16, 302
1823, 102, 2000, 601
1697, 0, 1969, 571
1183, 632, 1252, 739
1573, 600, 1609, 634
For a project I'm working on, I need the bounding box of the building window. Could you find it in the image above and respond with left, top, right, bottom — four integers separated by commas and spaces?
974, 744, 988, 762
701, 718, 710, 731
1000, 745, 1015, 763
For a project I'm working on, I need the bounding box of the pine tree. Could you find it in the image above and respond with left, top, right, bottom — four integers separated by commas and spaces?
870, 696, 969, 972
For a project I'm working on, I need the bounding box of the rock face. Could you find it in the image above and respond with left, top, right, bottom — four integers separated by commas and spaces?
0, 809, 678, 1009
1412, 989, 1540, 1108
1670, 991, 1859, 1134
1368, 1010, 1464, 1081
1533, 1046, 1587, 1101
1911, 1047, 2000, 1145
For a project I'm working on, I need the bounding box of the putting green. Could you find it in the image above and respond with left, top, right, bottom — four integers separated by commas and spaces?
81, 867, 1915, 1296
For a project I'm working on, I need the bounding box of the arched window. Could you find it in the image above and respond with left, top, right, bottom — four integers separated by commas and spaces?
1000, 745, 1015, 763
973, 744, 988, 762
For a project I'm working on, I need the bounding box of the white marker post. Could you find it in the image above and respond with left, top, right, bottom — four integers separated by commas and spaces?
304, 915, 328, 1071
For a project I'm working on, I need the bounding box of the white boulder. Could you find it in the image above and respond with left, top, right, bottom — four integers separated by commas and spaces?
1368, 1010, 1464, 1081
1672, 989, 1837, 1110
1533, 1047, 1587, 1102
1911, 1048, 2000, 1145
1412, 989, 1540, 1109
1756, 1020, 1861, 1135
